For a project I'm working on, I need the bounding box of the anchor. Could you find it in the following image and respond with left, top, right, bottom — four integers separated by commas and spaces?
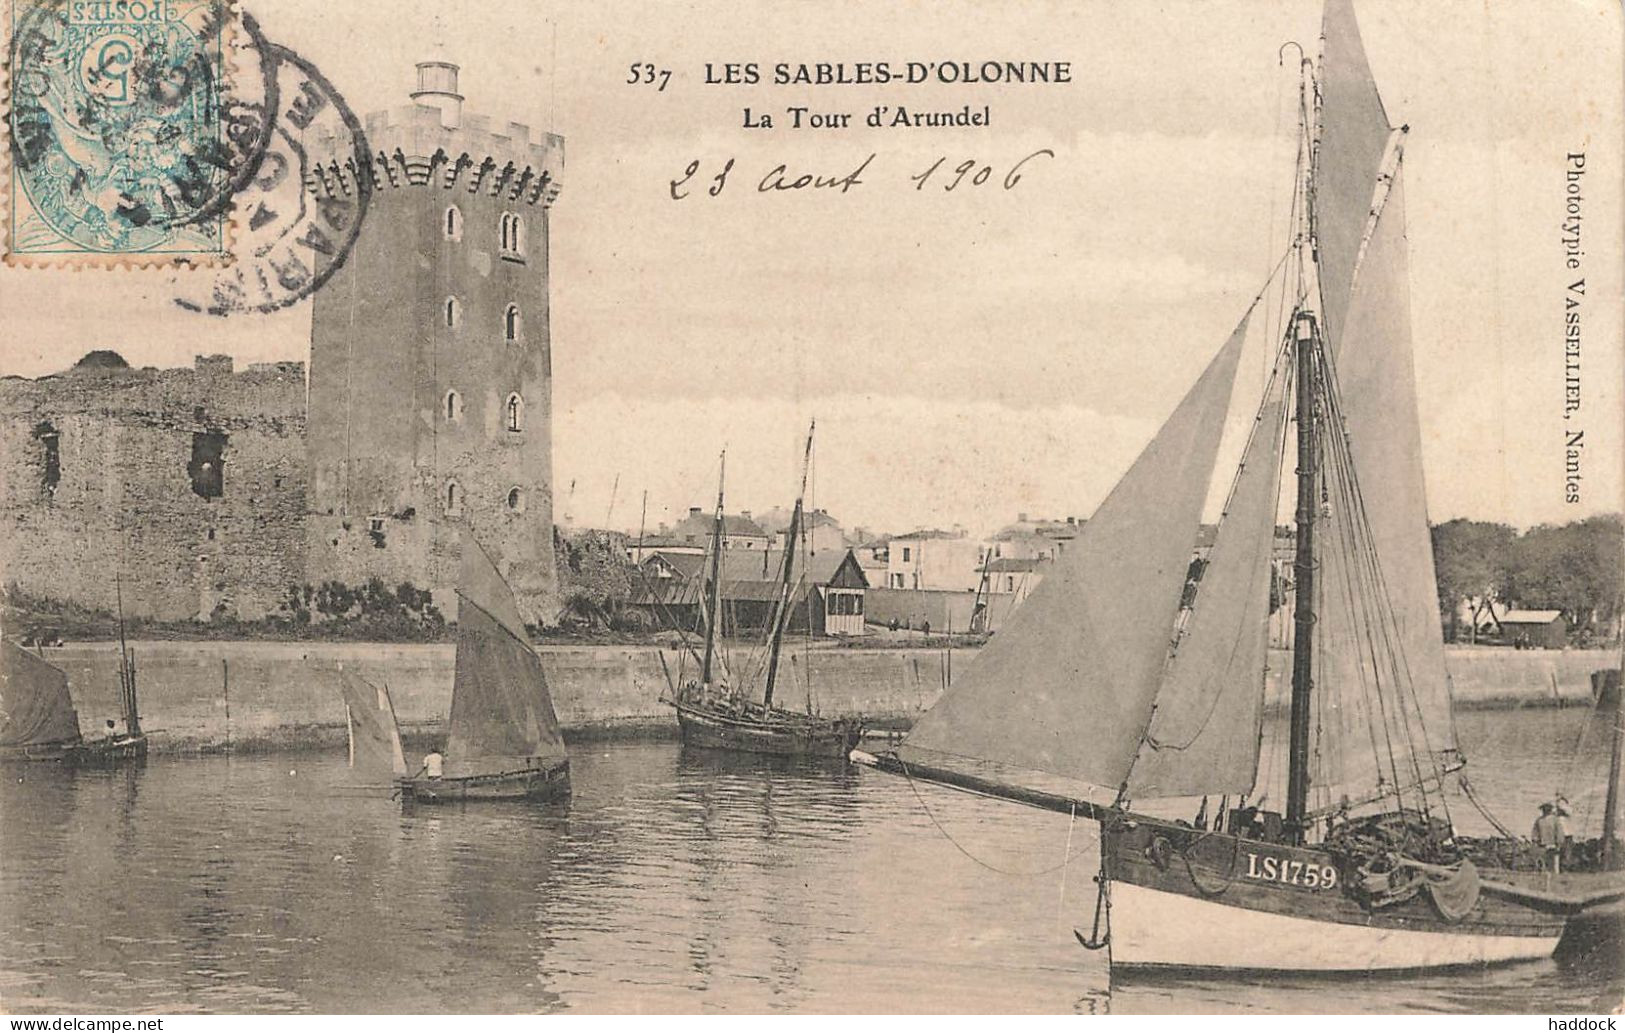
1075, 864, 1112, 951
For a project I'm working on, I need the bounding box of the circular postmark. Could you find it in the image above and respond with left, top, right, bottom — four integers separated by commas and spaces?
7, 0, 256, 253
173, 27, 372, 315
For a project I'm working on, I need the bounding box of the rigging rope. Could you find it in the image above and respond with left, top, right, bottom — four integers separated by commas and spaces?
898, 758, 1089, 878
1312, 333, 1454, 830
1458, 775, 1516, 840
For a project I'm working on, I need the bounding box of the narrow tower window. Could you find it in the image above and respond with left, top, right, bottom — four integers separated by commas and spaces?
499, 213, 512, 251
445, 205, 462, 241
444, 390, 462, 422
504, 304, 520, 342
505, 393, 524, 433
445, 296, 461, 328
506, 487, 525, 512
444, 480, 463, 515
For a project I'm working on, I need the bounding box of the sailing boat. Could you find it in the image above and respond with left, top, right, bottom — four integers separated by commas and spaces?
666, 423, 865, 759
396, 539, 571, 802
337, 667, 408, 781
854, 0, 1577, 971
0, 580, 147, 764
0, 639, 84, 761
1472, 669, 1625, 946
79, 577, 150, 764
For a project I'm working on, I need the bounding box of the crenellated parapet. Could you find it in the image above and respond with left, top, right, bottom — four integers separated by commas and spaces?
304, 103, 564, 207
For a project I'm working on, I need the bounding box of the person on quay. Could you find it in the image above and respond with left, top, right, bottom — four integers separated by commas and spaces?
1532, 802, 1565, 874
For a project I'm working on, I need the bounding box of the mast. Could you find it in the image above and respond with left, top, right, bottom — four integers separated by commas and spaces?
1285, 47, 1320, 840
115, 574, 140, 736
763, 421, 815, 709
1286, 310, 1319, 838
700, 451, 726, 687
1605, 686, 1623, 868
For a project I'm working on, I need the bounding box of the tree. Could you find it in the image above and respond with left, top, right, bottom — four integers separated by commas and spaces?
1430, 519, 1515, 642
1502, 515, 1623, 644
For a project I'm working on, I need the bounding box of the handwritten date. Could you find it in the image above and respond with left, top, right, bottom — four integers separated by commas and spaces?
668, 149, 1054, 200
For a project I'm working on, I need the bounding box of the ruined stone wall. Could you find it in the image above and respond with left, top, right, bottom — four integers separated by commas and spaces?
0, 358, 307, 621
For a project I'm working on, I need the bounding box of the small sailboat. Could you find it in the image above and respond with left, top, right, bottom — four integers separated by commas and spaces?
0, 586, 147, 765
1469, 669, 1625, 948
337, 667, 408, 782
666, 423, 865, 760
73, 628, 149, 764
76, 580, 150, 764
396, 538, 571, 802
0, 639, 84, 762
856, 0, 1576, 972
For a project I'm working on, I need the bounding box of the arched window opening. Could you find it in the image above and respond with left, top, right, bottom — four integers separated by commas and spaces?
506, 487, 525, 512
444, 296, 460, 328
505, 393, 524, 433
444, 205, 462, 241
444, 389, 462, 422
504, 304, 520, 342
444, 480, 463, 514
500, 212, 525, 258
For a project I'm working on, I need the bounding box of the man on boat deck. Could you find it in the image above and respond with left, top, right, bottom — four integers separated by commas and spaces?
104, 718, 121, 741
1533, 802, 1566, 873
1554, 797, 1574, 868
421, 750, 444, 780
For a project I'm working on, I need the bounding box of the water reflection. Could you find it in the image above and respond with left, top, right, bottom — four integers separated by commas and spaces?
0, 717, 1619, 1013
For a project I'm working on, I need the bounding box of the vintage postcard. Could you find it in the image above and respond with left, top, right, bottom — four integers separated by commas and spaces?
0, 0, 1621, 1018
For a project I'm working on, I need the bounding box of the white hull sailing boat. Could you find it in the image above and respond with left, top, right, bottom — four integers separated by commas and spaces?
855, 0, 1572, 972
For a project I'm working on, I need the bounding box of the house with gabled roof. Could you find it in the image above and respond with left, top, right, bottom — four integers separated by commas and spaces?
630, 546, 870, 637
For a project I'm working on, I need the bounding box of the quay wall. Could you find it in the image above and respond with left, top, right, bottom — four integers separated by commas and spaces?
33, 641, 1618, 754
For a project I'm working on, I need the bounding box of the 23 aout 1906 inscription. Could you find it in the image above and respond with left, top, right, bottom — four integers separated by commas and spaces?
668, 149, 1054, 200
1244, 852, 1340, 889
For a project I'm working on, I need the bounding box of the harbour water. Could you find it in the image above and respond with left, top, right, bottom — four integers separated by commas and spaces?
1, 708, 1619, 1014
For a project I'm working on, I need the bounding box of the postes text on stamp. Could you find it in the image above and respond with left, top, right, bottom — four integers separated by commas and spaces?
6, 0, 231, 264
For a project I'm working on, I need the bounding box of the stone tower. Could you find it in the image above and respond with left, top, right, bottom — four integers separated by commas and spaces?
304, 60, 564, 624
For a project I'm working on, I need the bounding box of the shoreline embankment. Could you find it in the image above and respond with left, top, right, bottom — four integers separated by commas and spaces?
33, 640, 1620, 754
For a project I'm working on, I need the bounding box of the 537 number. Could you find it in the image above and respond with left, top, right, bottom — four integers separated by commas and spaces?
626, 63, 673, 92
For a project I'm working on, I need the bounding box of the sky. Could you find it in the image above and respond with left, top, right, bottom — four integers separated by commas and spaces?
2, 0, 1620, 538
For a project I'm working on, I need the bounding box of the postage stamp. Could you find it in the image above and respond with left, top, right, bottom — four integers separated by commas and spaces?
5, 0, 231, 264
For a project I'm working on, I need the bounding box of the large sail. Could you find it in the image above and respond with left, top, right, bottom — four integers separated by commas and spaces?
445, 543, 568, 776
1315, 0, 1393, 348
896, 318, 1249, 792
1126, 363, 1289, 799
338, 667, 408, 778
0, 641, 82, 748
1311, 164, 1457, 801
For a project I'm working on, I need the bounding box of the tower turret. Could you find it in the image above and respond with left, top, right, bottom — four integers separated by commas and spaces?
411, 59, 463, 128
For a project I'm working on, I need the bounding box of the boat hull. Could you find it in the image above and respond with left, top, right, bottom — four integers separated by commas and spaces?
674, 699, 863, 759
1103, 817, 1565, 972
67, 735, 149, 766
0, 736, 148, 765
396, 759, 570, 803
0, 740, 78, 762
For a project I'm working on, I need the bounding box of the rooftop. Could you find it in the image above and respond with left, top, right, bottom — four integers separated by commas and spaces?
1499, 609, 1564, 623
